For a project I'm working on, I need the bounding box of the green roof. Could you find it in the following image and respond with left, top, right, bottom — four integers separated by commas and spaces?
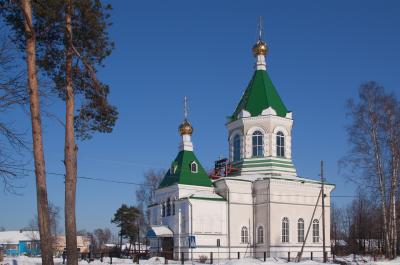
158, 150, 213, 189
231, 70, 289, 120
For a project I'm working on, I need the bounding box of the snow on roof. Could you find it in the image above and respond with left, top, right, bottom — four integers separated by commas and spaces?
188, 190, 224, 200
0, 231, 40, 244
146, 226, 173, 238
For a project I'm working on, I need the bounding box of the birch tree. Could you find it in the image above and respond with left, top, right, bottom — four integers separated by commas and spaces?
342, 81, 400, 258
135, 170, 164, 233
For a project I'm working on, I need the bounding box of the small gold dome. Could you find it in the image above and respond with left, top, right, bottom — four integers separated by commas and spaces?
252, 40, 268, 57
179, 119, 193, 135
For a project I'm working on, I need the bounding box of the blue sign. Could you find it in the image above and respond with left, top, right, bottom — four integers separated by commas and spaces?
188, 236, 196, 248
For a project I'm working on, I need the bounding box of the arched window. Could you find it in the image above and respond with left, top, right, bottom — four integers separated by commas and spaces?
241, 226, 249, 244
298, 218, 305, 243
233, 135, 241, 161
313, 219, 319, 243
276, 131, 285, 157
190, 161, 198, 173
257, 226, 264, 244
282, 217, 289, 243
161, 202, 165, 217
252, 131, 264, 157
166, 198, 171, 216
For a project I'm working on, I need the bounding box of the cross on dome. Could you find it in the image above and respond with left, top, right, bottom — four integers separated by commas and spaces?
179, 96, 193, 136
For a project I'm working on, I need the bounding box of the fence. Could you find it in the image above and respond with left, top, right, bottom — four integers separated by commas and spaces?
61, 250, 337, 264
61, 251, 149, 264
147, 251, 330, 264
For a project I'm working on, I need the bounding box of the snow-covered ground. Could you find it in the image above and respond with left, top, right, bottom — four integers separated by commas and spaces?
2, 255, 400, 265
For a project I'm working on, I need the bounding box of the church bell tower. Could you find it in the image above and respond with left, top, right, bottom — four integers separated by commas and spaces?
227, 19, 297, 177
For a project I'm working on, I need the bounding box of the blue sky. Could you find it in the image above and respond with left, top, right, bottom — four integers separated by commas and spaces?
1, 0, 400, 234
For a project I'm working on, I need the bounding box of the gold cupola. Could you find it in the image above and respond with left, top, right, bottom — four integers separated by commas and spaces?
179, 119, 193, 136
252, 39, 268, 57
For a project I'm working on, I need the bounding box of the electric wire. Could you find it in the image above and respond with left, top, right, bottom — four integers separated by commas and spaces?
7, 165, 361, 198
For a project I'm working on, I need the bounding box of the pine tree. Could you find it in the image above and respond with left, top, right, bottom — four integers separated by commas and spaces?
0, 1, 54, 264
112, 205, 141, 251
1, 1, 118, 264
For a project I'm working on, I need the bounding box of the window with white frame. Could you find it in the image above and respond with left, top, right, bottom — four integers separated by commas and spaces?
313, 219, 319, 243
152, 208, 157, 224
257, 226, 264, 244
282, 217, 289, 243
161, 202, 165, 217
233, 134, 241, 161
276, 131, 285, 157
181, 213, 186, 232
252, 131, 264, 157
241, 226, 249, 244
166, 198, 171, 216
190, 161, 198, 173
298, 218, 305, 242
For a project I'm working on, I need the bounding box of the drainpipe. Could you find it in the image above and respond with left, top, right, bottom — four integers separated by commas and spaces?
252, 181, 255, 258
227, 187, 231, 259
188, 199, 193, 261
266, 180, 270, 257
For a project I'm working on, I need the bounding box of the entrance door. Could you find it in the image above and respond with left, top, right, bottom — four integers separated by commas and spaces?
161, 237, 173, 260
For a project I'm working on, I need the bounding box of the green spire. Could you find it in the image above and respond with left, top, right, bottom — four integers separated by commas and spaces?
158, 150, 213, 188
231, 70, 289, 121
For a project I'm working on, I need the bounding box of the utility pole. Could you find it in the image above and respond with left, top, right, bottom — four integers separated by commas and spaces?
137, 219, 140, 258
321, 160, 327, 263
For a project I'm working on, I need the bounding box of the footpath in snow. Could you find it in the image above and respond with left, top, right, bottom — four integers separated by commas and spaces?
2, 256, 400, 265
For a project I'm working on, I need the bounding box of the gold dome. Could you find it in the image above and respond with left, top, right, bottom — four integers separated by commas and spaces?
252, 40, 268, 57
179, 119, 193, 135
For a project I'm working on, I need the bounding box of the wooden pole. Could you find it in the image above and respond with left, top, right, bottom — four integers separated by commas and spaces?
296, 190, 322, 262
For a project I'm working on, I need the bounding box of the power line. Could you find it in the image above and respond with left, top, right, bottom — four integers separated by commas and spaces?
7, 165, 363, 198
6, 165, 149, 186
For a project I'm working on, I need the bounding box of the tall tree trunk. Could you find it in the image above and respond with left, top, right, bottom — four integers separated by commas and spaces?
369, 109, 391, 258
21, 1, 54, 265
388, 110, 399, 259
390, 192, 397, 258
64, 1, 78, 265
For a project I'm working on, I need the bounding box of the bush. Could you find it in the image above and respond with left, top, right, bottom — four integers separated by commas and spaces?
199, 255, 208, 263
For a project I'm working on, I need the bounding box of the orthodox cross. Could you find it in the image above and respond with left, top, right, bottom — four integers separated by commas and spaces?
258, 16, 264, 40
184, 96, 188, 120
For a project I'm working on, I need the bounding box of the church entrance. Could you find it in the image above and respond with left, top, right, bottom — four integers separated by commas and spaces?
161, 237, 174, 260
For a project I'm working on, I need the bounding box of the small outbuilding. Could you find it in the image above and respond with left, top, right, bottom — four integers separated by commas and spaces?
0, 230, 40, 256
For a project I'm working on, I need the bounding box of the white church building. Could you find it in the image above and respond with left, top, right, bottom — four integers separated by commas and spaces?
146, 28, 335, 261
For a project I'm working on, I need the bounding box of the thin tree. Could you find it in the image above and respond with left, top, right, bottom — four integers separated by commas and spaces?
0, 32, 28, 193
135, 170, 164, 234
0, 1, 54, 264
341, 81, 400, 259
93, 228, 111, 250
